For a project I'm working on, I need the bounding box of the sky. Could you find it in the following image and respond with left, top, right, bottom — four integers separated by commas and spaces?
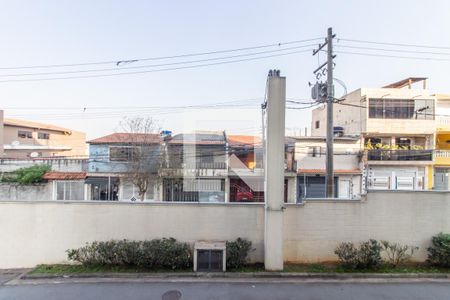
0, 0, 449, 139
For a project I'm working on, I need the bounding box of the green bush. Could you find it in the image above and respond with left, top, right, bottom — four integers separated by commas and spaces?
67, 238, 192, 270
1, 165, 51, 184
334, 239, 382, 269
334, 242, 359, 269
427, 233, 450, 267
226, 238, 253, 269
381, 241, 418, 267
358, 239, 382, 269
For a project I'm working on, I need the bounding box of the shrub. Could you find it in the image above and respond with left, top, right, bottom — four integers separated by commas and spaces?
1, 165, 51, 184
427, 233, 450, 267
358, 239, 382, 269
334, 239, 382, 269
226, 238, 253, 269
381, 241, 418, 267
67, 238, 192, 270
334, 242, 359, 269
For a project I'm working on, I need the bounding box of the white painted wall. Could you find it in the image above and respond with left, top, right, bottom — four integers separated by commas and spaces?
0, 191, 448, 268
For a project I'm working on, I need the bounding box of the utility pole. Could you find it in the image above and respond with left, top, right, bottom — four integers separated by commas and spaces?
312, 27, 336, 198
264, 69, 285, 271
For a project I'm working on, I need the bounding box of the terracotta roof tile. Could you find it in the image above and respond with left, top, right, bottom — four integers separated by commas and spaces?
88, 133, 161, 144
227, 135, 262, 146
4, 118, 73, 134
43, 172, 86, 180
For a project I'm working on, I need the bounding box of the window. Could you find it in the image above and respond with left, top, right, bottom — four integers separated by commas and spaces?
55, 181, 85, 200
369, 98, 433, 119
109, 146, 139, 161
315, 121, 320, 129
308, 146, 321, 157
396, 137, 411, 149
38, 132, 50, 139
18, 130, 32, 139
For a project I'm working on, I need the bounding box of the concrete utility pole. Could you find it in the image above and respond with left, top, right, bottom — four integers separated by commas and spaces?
312, 27, 335, 198
264, 70, 285, 271
325, 28, 334, 198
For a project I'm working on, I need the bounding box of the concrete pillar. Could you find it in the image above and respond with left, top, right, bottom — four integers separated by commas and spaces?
264, 71, 285, 271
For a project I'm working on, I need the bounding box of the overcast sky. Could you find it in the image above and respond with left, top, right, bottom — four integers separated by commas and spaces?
0, 0, 449, 139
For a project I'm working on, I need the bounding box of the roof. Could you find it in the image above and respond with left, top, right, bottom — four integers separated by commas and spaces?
4, 118, 73, 134
290, 136, 360, 142
88, 133, 161, 144
382, 77, 427, 89
43, 172, 86, 180
298, 169, 362, 175
227, 135, 262, 147
168, 133, 226, 145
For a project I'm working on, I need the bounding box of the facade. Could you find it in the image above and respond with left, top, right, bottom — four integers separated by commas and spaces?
312, 77, 436, 191
86, 132, 163, 201
1, 117, 86, 159
433, 94, 450, 190
293, 136, 363, 200
163, 132, 228, 202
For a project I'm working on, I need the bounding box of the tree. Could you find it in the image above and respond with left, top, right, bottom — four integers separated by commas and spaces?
119, 117, 162, 201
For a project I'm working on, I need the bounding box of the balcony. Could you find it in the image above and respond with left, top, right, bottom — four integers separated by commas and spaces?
437, 116, 450, 130
434, 150, 450, 165
367, 150, 433, 161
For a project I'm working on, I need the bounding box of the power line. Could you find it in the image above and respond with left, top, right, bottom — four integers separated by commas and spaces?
0, 44, 318, 78
335, 50, 450, 62
339, 38, 450, 50
0, 49, 314, 83
335, 44, 450, 56
0, 37, 323, 70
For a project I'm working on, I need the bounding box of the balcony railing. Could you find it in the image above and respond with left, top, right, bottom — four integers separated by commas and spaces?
367, 150, 433, 161
167, 161, 227, 169
437, 116, 450, 126
434, 150, 450, 158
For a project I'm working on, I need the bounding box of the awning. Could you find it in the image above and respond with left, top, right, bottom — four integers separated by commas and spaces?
43, 172, 86, 180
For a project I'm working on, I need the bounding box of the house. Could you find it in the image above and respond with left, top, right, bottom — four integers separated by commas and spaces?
86, 132, 163, 201
1, 115, 86, 159
433, 94, 450, 190
293, 136, 363, 200
162, 131, 228, 202
311, 77, 435, 191
227, 134, 297, 203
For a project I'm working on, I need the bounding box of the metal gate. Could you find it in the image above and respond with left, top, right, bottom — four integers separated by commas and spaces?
434, 168, 449, 191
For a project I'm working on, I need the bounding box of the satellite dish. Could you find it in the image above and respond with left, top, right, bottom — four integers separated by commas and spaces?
30, 152, 39, 158
11, 141, 20, 146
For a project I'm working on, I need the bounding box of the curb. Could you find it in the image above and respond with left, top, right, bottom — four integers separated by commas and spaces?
22, 271, 450, 280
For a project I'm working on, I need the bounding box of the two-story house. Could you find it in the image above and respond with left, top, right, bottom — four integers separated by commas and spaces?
1, 117, 86, 159
433, 94, 450, 190
293, 136, 363, 201
162, 132, 228, 202
86, 133, 162, 201
312, 77, 435, 191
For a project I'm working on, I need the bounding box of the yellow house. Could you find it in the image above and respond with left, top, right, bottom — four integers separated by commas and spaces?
432, 94, 450, 190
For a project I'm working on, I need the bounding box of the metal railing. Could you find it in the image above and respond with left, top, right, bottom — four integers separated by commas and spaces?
367, 149, 433, 161
434, 150, 450, 158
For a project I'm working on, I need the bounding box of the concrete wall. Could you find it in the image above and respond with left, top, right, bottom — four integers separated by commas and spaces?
0, 158, 86, 172
284, 191, 450, 262
0, 183, 52, 201
0, 202, 264, 268
0, 191, 448, 268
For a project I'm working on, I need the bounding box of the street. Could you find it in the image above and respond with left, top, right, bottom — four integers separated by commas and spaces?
1, 281, 450, 300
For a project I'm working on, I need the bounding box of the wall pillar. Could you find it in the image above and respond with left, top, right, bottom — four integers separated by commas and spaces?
264, 71, 285, 271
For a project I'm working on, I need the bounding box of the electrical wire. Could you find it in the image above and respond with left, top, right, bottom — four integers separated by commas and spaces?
335, 50, 450, 62
0, 37, 324, 70
0, 44, 318, 78
338, 38, 450, 50
0, 49, 314, 83
335, 44, 450, 56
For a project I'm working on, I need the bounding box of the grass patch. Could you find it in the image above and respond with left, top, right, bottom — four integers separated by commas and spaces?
30, 264, 192, 275
30, 263, 450, 275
